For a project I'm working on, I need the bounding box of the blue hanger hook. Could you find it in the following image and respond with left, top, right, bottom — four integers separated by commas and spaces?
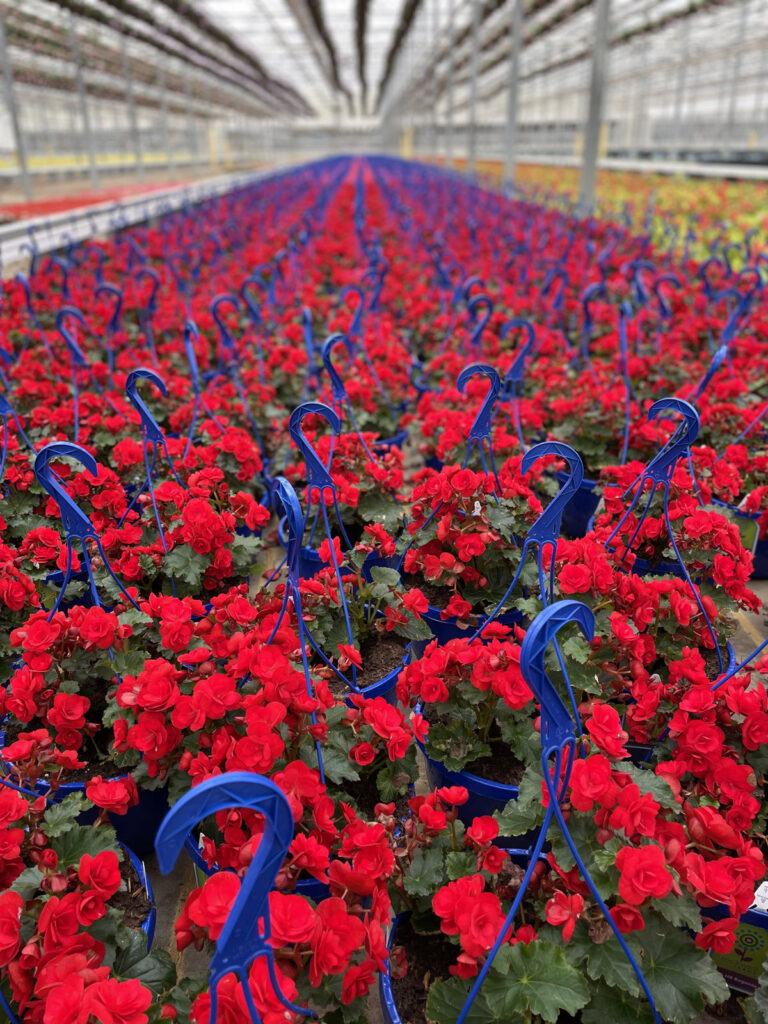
458, 599, 662, 1024
155, 772, 312, 1024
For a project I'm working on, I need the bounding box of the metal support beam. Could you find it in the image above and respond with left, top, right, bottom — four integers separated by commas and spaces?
0, 13, 31, 200
184, 67, 196, 162
68, 10, 98, 189
158, 64, 175, 173
467, 0, 481, 174
120, 29, 143, 180
579, 0, 611, 210
671, 17, 689, 160
445, 0, 455, 167
430, 0, 440, 161
727, 0, 749, 133
504, 0, 523, 187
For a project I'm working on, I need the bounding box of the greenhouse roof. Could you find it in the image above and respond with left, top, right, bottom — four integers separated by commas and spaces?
2, 0, 767, 125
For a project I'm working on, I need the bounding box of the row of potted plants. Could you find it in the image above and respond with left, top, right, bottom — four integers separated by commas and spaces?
0, 154, 766, 1023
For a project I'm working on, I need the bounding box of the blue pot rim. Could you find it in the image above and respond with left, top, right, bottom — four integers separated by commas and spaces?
554, 468, 599, 491
712, 497, 760, 523
380, 853, 545, 1024
123, 843, 156, 947
413, 703, 520, 801
0, 719, 139, 798
423, 603, 523, 630
373, 428, 408, 449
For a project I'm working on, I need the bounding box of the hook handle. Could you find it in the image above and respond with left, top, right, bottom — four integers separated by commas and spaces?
321, 333, 354, 402
34, 442, 98, 541
184, 320, 203, 393
339, 285, 365, 337
500, 318, 535, 385
272, 477, 305, 579
457, 363, 500, 442
289, 402, 340, 494
520, 600, 595, 748
133, 266, 161, 312
95, 283, 123, 332
211, 294, 240, 356
581, 283, 607, 327
467, 293, 493, 350
155, 772, 311, 1020
523, 442, 584, 545
55, 306, 90, 367
126, 368, 167, 444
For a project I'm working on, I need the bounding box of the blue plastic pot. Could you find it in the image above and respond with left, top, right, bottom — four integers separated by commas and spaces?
373, 429, 408, 454
417, 737, 519, 824
345, 642, 410, 706
412, 704, 520, 828
124, 844, 157, 948
277, 515, 397, 581
553, 469, 601, 538
412, 603, 524, 657
182, 830, 330, 903
0, 722, 169, 857
380, 850, 545, 1023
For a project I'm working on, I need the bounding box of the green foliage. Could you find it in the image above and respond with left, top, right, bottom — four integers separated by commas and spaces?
42, 791, 91, 837
427, 941, 589, 1023
403, 845, 445, 899
51, 821, 118, 867
113, 930, 177, 996
494, 767, 546, 837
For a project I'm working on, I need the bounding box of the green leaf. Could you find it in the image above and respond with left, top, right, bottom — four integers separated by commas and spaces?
163, 547, 207, 586
397, 616, 433, 642
320, 745, 361, 785
613, 762, 679, 810
368, 566, 402, 588
51, 822, 118, 867
566, 921, 644, 996
445, 851, 477, 880
638, 912, 729, 1023
10, 866, 42, 901
426, 718, 489, 773
113, 929, 177, 996
580, 981, 655, 1024
493, 769, 543, 837
426, 977, 495, 1024
481, 941, 590, 1023
650, 889, 703, 933
560, 634, 592, 665
42, 792, 91, 837
112, 649, 151, 677
403, 845, 445, 898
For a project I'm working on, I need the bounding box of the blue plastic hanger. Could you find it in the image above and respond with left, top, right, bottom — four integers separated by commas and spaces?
155, 772, 313, 1024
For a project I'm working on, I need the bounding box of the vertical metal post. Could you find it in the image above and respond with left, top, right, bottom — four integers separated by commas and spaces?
120, 29, 143, 180
0, 13, 32, 199
504, 0, 523, 187
68, 10, 98, 189
430, 0, 439, 161
445, 0, 455, 167
753, 37, 768, 145
579, 0, 611, 210
184, 67, 196, 164
158, 65, 175, 173
726, 0, 749, 140
467, 0, 481, 174
671, 18, 689, 160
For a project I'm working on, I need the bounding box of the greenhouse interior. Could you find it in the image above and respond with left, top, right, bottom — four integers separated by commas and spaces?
2, 1, 768, 1023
